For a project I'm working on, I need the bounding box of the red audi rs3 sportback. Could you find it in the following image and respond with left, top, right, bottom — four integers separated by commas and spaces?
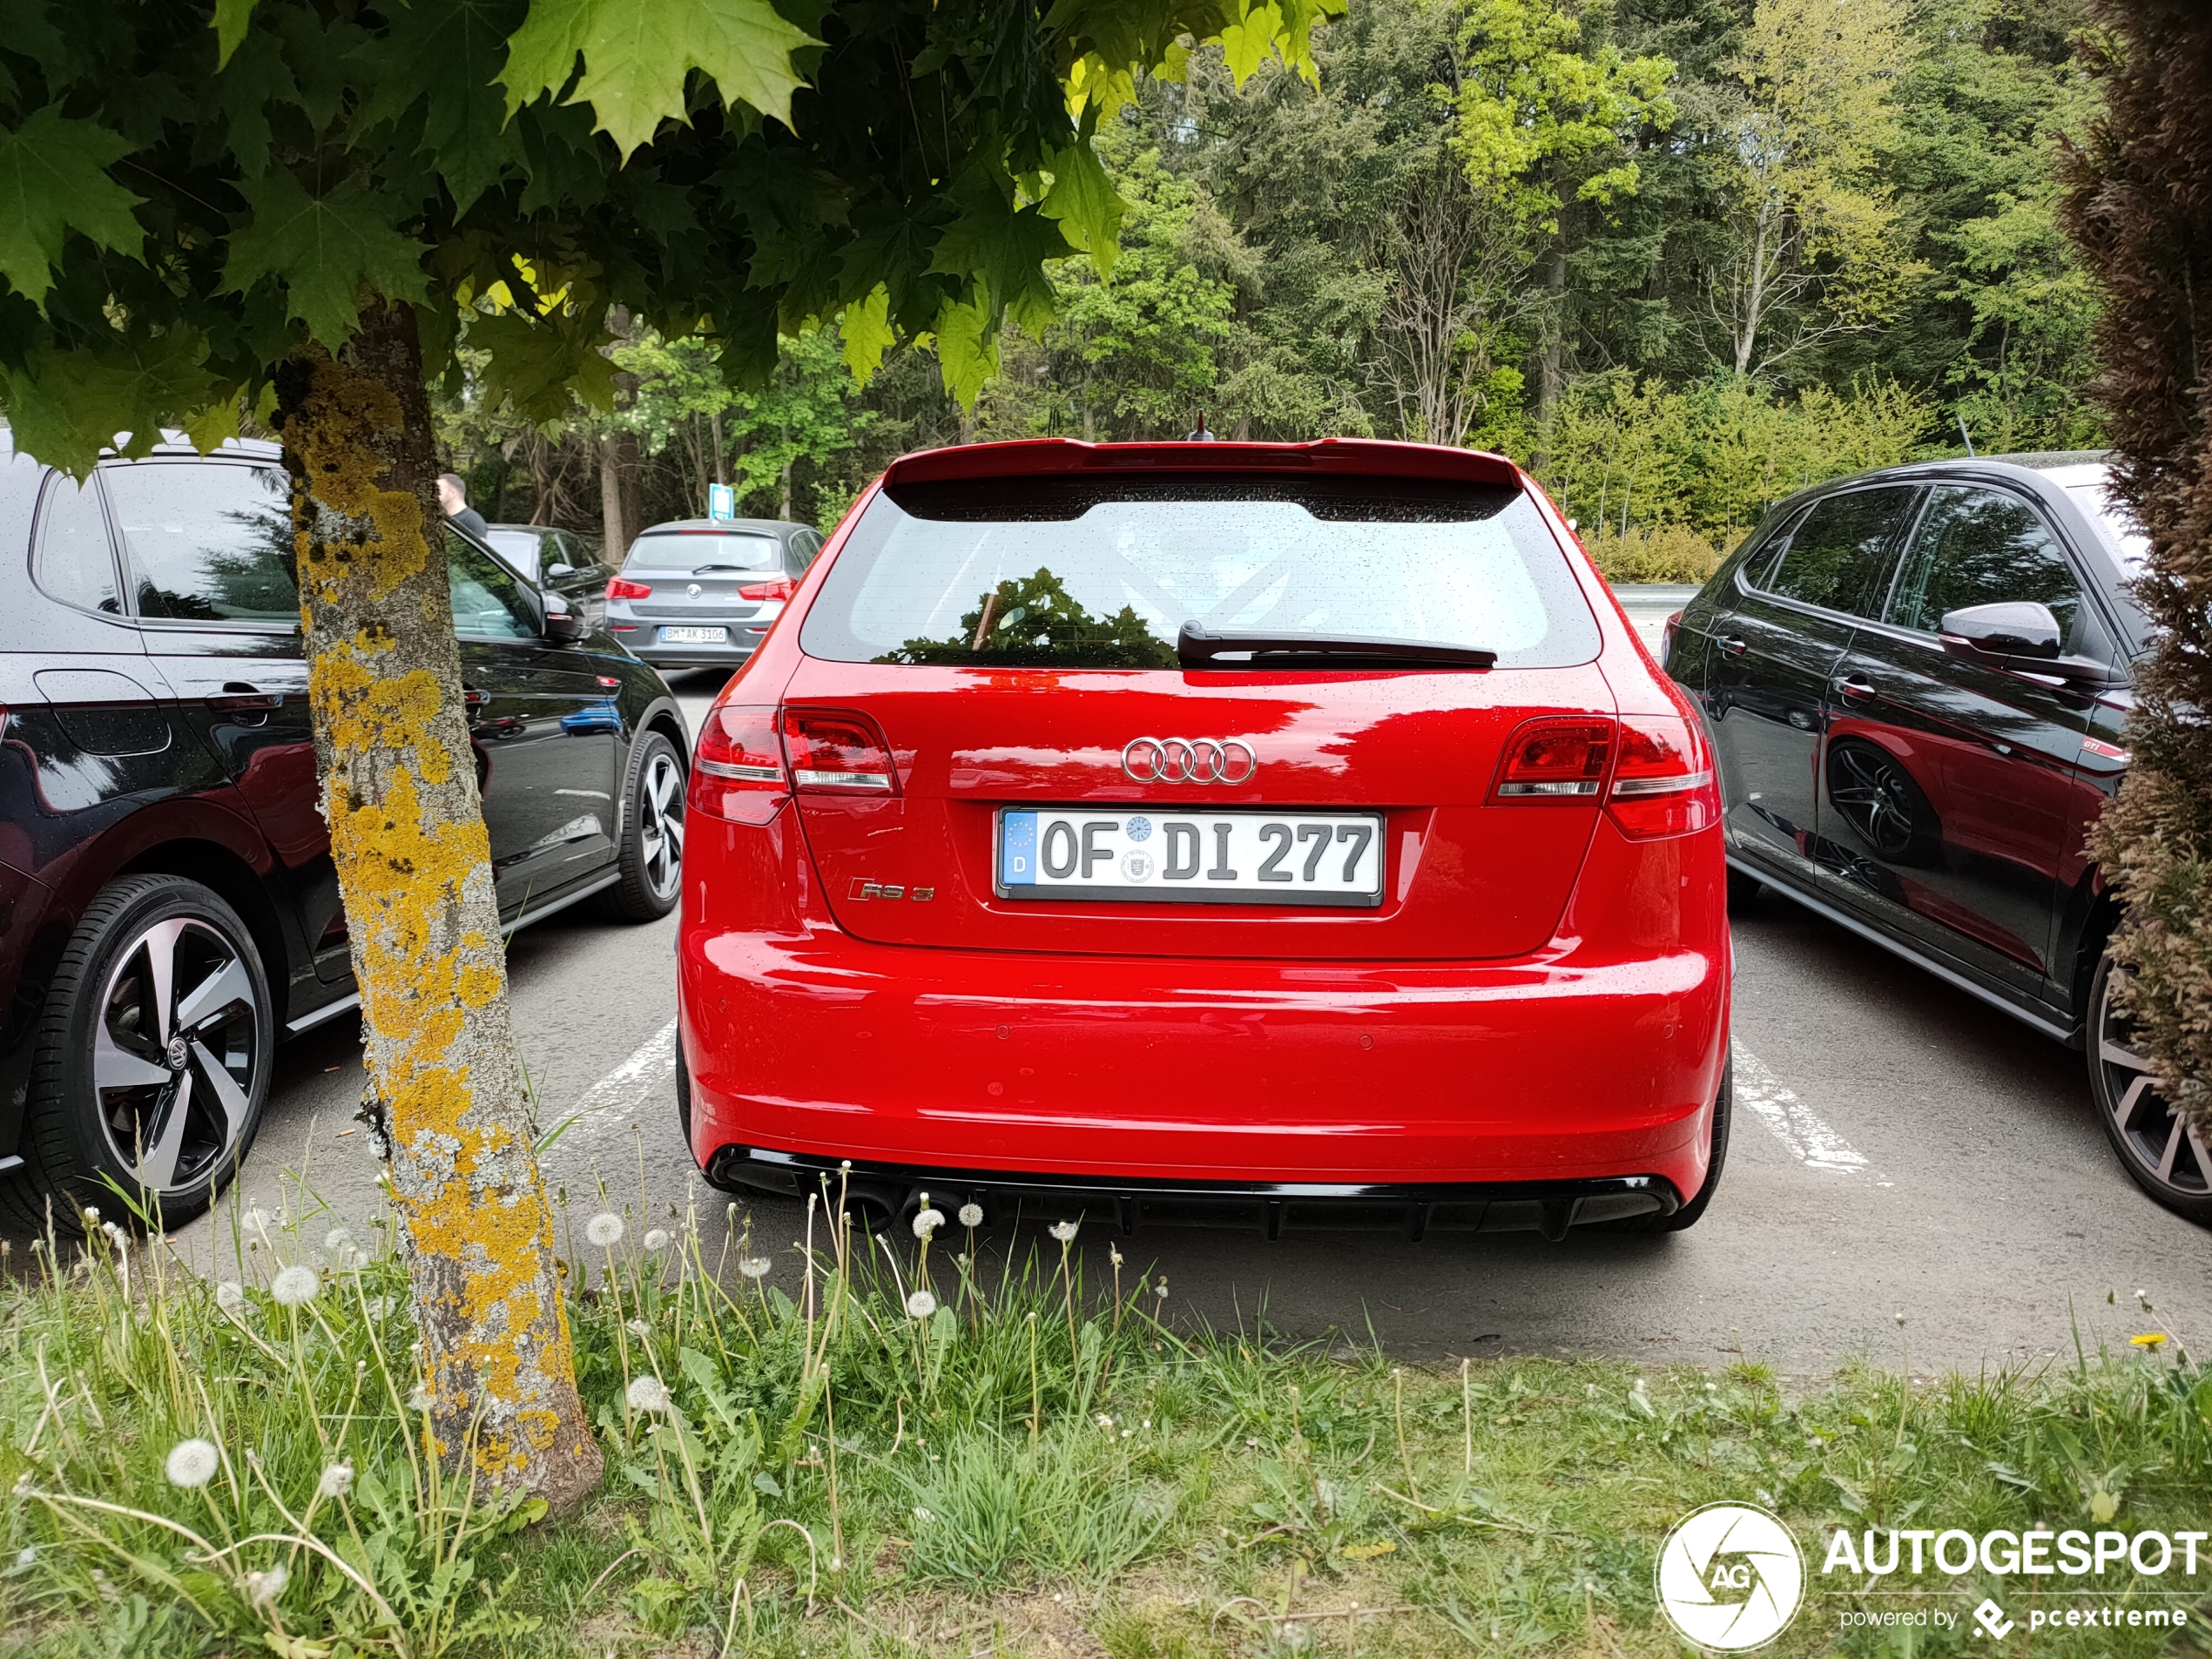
677, 438, 1730, 1238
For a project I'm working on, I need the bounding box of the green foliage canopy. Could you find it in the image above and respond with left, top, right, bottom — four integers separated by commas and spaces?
0, 0, 1340, 474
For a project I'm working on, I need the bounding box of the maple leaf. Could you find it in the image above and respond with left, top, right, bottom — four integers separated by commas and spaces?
0, 106, 145, 311
932, 293, 999, 409
501, 0, 819, 159
212, 0, 262, 68
840, 287, 895, 385
220, 170, 431, 350
1, 329, 219, 477
1218, 0, 1285, 89
353, 1, 532, 215
1040, 142, 1127, 277
469, 308, 620, 424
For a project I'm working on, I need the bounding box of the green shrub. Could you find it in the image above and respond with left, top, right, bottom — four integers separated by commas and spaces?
1581, 524, 1735, 585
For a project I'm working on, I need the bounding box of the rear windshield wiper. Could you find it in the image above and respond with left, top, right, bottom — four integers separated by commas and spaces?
691, 563, 754, 574
1177, 623, 1496, 671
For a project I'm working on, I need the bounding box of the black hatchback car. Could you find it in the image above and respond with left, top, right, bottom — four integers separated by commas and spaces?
1664, 450, 2208, 1226
0, 433, 692, 1227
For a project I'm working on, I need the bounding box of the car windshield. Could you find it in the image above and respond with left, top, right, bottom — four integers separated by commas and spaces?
2062, 472, 2150, 574
800, 475, 1599, 669
626, 532, 779, 571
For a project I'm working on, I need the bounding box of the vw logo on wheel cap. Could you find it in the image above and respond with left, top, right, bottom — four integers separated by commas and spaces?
165, 1035, 190, 1071
1121, 737, 1258, 785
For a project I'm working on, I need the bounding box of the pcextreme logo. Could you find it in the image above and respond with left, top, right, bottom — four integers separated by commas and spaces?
1656, 1502, 1806, 1650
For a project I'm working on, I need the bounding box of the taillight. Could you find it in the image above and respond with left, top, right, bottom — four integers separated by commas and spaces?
1489, 717, 1611, 800
1605, 713, 1717, 840
739, 577, 795, 602
690, 705, 788, 823
781, 709, 896, 793
607, 577, 652, 600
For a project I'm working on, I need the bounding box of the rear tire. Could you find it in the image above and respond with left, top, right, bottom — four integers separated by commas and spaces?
1596, 1059, 1731, 1234
599, 730, 686, 921
0, 875, 271, 1234
2087, 950, 2212, 1228
1725, 866, 1763, 911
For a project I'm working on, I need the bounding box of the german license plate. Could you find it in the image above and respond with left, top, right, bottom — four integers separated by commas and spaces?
996, 808, 1384, 907
658, 625, 728, 644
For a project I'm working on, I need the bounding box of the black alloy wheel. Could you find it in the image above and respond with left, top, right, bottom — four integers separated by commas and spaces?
1826, 740, 1942, 866
2087, 951, 2212, 1227
2, 875, 270, 1231
600, 730, 687, 921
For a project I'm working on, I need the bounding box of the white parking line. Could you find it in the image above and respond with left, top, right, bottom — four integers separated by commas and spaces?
563, 1017, 678, 1126
1732, 1037, 1881, 1180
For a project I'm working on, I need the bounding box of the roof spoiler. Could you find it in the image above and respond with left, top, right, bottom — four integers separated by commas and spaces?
881, 436, 1523, 490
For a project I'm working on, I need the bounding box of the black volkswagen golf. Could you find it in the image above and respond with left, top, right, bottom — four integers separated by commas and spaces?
0, 433, 691, 1227
1664, 449, 2209, 1226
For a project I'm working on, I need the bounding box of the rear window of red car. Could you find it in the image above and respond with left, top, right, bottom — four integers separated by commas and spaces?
799, 475, 1601, 669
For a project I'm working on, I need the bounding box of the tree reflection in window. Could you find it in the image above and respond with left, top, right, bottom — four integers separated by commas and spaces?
878, 568, 1177, 667
1891, 487, 2083, 642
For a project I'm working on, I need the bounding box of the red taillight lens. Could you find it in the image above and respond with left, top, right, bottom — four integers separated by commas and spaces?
1606, 713, 1717, 840
738, 577, 795, 601
1489, 717, 1612, 800
607, 577, 652, 601
690, 705, 788, 823
781, 709, 896, 793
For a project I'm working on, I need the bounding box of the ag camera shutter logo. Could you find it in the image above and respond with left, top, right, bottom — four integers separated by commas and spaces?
1656, 1502, 1805, 1650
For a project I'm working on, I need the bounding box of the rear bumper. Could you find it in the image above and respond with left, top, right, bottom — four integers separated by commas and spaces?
705, 1146, 1680, 1238
678, 813, 1730, 1202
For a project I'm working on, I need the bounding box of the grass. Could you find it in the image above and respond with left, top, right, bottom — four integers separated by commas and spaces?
1, 1177, 2209, 1657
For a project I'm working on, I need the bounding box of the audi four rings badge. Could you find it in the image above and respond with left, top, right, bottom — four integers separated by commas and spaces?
1121, 738, 1258, 784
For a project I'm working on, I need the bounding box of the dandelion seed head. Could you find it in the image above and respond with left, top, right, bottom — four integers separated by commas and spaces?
585, 1212, 624, 1248
738, 1256, 772, 1280
13, 1546, 33, 1571
270, 1265, 320, 1307
1049, 1219, 1080, 1244
246, 1562, 287, 1606
165, 1439, 219, 1489
1154, 1278, 1169, 1299
626, 1375, 672, 1414
317, 1461, 354, 1500
626, 1318, 651, 1339
643, 1228, 671, 1252
323, 1227, 353, 1255
408, 1384, 433, 1413
906, 1289, 938, 1319
215, 1280, 246, 1314
1894, 1311, 1906, 1327
912, 1208, 945, 1238
958, 1203, 983, 1228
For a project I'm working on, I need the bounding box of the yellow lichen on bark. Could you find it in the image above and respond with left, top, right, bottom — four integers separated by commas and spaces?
278, 314, 602, 1512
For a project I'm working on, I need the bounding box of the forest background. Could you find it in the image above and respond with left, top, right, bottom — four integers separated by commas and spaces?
451, 0, 2101, 586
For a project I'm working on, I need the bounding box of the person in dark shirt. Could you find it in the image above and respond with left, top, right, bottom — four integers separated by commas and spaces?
438, 473, 490, 542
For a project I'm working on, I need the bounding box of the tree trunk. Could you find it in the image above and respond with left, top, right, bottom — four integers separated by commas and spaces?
273, 302, 603, 1515
598, 435, 627, 559
1537, 239, 1568, 431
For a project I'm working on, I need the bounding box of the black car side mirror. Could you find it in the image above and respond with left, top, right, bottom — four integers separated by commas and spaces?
542, 591, 587, 644
1938, 601, 2118, 685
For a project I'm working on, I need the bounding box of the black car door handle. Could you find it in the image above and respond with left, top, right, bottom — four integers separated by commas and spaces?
1834, 675, 1877, 698
206, 685, 284, 711
1717, 636, 1750, 658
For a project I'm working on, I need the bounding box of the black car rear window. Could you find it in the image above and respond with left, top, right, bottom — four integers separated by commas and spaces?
1752, 486, 1919, 619
799, 475, 1600, 669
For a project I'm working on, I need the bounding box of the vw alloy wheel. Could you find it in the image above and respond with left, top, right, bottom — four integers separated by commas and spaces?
1826, 741, 1938, 864
92, 914, 262, 1196
639, 747, 685, 902
2089, 952, 2212, 1226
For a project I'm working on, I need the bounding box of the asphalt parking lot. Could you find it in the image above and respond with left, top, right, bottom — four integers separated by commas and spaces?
140, 594, 2212, 1375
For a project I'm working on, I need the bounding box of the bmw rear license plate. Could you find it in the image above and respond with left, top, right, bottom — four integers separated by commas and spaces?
659, 625, 729, 644
995, 808, 1384, 906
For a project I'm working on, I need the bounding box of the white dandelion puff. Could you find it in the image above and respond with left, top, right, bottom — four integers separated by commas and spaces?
10, 1546, 34, 1574
245, 1562, 287, 1606
905, 1289, 938, 1319
958, 1203, 983, 1228
738, 1256, 772, 1280
407, 1384, 433, 1413
316, 1461, 354, 1500
585, 1212, 624, 1248
270, 1265, 320, 1307
912, 1208, 945, 1239
626, 1318, 651, 1339
1049, 1219, 1080, 1244
214, 1280, 247, 1315
1154, 1278, 1169, 1299
323, 1227, 353, 1255
165, 1440, 220, 1489
643, 1228, 671, 1251
626, 1375, 672, 1414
